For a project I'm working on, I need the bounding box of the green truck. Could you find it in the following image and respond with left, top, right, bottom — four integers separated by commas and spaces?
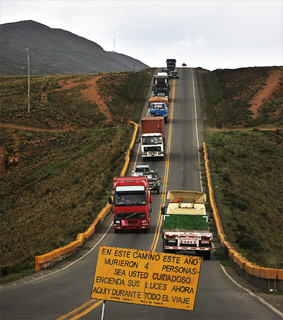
161, 190, 213, 260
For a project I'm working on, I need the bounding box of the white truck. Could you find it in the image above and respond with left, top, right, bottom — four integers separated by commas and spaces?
161, 190, 213, 260
141, 117, 165, 160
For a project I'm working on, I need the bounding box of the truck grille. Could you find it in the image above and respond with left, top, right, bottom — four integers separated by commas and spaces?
144, 146, 161, 152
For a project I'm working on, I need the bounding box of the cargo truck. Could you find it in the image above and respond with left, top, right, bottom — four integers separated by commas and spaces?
141, 117, 165, 160
152, 73, 170, 96
161, 190, 213, 259
166, 59, 176, 71
148, 96, 169, 108
148, 102, 168, 123
109, 177, 152, 232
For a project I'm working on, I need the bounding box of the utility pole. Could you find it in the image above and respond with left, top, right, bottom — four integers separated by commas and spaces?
27, 48, 30, 113
113, 37, 115, 52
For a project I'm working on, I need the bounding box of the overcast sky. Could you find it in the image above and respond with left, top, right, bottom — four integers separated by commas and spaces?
1, 0, 282, 70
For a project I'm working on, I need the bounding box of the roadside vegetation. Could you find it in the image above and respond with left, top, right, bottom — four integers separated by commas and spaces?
198, 67, 283, 268
0, 68, 154, 280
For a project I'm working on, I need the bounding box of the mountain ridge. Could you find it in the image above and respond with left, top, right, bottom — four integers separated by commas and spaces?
0, 20, 149, 76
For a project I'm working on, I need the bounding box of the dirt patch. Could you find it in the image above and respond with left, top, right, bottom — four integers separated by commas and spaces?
57, 77, 113, 123
249, 69, 283, 118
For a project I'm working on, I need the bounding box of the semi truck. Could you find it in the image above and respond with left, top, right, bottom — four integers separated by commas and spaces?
152, 72, 170, 96
141, 117, 165, 160
166, 59, 176, 71
109, 177, 152, 232
148, 102, 168, 123
161, 190, 213, 259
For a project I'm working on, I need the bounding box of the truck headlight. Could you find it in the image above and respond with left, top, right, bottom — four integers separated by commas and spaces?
115, 220, 121, 225
142, 220, 147, 224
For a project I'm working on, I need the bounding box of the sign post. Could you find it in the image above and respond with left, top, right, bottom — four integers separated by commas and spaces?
91, 246, 202, 311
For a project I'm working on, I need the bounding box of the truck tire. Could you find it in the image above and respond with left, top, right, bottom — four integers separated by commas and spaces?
156, 187, 160, 194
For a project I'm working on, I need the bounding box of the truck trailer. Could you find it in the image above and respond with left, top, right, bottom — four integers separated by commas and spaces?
141, 117, 166, 160
161, 190, 213, 259
109, 177, 152, 232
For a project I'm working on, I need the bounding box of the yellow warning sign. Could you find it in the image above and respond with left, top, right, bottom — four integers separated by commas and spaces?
90, 246, 202, 310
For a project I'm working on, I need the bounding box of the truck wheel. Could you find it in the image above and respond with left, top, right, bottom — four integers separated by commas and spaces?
156, 187, 160, 194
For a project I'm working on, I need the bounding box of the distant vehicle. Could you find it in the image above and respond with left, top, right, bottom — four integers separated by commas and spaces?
148, 102, 168, 123
169, 71, 179, 79
148, 95, 169, 108
182, 63, 187, 67
132, 164, 151, 177
143, 170, 161, 194
161, 69, 170, 76
152, 73, 170, 97
166, 59, 176, 71
155, 92, 166, 98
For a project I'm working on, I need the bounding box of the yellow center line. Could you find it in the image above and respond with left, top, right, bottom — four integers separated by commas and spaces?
57, 300, 103, 320
57, 79, 176, 320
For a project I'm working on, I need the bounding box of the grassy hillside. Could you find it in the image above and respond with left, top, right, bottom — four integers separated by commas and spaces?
198, 66, 282, 128
198, 66, 283, 268
0, 68, 154, 279
205, 130, 282, 268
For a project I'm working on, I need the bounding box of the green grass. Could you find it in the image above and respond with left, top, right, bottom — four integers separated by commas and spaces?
197, 66, 282, 128
0, 69, 153, 280
205, 130, 283, 268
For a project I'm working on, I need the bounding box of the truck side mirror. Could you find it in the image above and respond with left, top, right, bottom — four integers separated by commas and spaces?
150, 195, 153, 203
109, 196, 113, 204
161, 206, 166, 215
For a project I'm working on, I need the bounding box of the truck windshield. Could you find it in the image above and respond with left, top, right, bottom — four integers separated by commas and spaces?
142, 136, 163, 145
150, 103, 166, 110
114, 193, 147, 206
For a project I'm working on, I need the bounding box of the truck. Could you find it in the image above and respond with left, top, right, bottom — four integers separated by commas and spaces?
152, 72, 170, 96
161, 190, 213, 259
148, 102, 168, 123
141, 117, 165, 160
148, 96, 169, 108
109, 177, 152, 232
166, 59, 176, 71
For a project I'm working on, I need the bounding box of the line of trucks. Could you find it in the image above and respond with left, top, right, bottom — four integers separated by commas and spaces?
108, 59, 213, 259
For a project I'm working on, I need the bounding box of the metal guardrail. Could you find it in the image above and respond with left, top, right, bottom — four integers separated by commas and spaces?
203, 142, 283, 290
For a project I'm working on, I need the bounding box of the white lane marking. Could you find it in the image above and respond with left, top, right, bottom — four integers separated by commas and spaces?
191, 68, 203, 192
219, 262, 283, 318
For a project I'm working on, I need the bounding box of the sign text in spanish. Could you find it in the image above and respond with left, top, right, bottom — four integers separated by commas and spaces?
91, 246, 202, 310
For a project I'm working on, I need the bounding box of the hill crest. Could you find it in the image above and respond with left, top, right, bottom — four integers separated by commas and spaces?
0, 20, 149, 75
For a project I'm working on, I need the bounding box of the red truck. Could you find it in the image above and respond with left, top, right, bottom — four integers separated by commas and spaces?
141, 117, 166, 160
109, 177, 152, 232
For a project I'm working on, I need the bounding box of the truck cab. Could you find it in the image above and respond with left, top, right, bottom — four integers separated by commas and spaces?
148, 102, 168, 123
110, 177, 152, 232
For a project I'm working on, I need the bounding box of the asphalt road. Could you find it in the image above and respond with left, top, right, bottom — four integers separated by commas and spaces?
1, 68, 281, 320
